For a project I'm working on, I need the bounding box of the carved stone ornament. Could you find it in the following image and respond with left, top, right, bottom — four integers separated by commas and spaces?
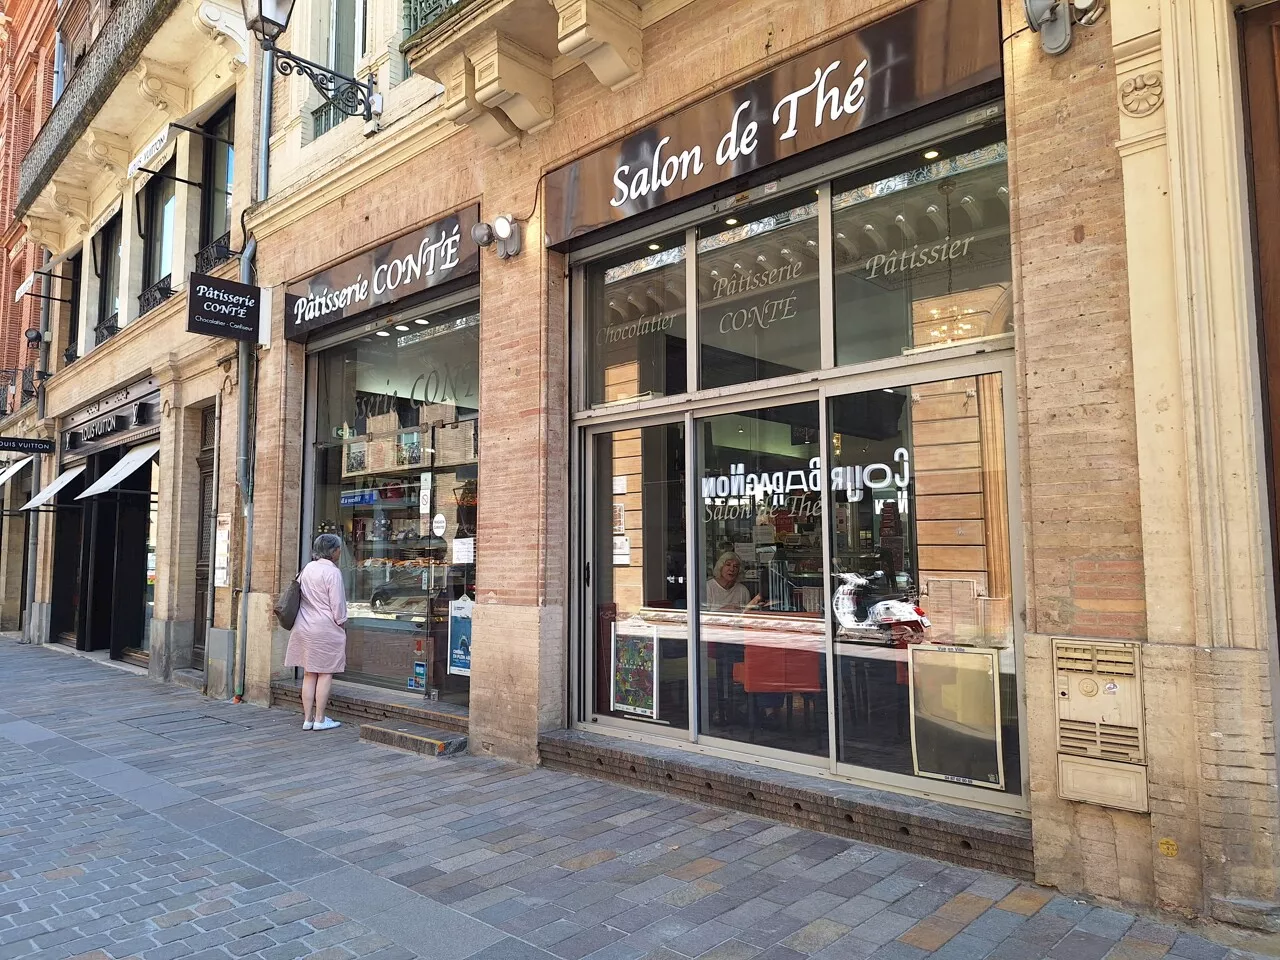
1120, 71, 1163, 117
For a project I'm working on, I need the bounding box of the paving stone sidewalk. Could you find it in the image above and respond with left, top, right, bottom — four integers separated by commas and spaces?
0, 641, 1267, 960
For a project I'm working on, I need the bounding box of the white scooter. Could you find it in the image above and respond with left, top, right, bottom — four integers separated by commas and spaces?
832, 572, 931, 646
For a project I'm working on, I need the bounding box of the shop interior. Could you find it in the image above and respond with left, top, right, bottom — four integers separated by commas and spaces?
584, 135, 1021, 795
311, 304, 479, 702
49, 446, 160, 664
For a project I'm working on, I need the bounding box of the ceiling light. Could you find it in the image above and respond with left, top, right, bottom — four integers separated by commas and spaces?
648, 243, 661, 251
375, 330, 390, 337
923, 149, 940, 160
725, 218, 738, 226
414, 318, 429, 325
395, 325, 410, 331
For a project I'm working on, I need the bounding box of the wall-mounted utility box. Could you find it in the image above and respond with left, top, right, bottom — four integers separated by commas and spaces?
1053, 638, 1149, 812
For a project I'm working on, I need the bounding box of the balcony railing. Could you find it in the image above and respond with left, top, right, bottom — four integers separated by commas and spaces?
311, 99, 346, 138
404, 0, 470, 39
63, 344, 78, 366
195, 233, 232, 274
138, 275, 174, 315
94, 313, 120, 346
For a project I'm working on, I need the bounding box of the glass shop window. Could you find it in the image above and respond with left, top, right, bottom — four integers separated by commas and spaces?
585, 235, 687, 406
310, 303, 479, 701
697, 194, 821, 389
833, 142, 1012, 365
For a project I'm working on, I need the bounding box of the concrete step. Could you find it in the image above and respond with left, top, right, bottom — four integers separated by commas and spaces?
360, 720, 468, 757
172, 668, 205, 693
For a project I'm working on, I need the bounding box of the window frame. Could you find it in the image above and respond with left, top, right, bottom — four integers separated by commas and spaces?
142, 160, 177, 290
199, 100, 235, 250
94, 214, 122, 325
566, 101, 1029, 813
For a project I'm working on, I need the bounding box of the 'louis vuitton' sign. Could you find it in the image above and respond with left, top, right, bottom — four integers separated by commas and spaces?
544, 0, 1000, 246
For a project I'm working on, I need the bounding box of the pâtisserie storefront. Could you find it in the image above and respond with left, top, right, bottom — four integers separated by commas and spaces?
289, 206, 480, 704
556, 0, 1024, 811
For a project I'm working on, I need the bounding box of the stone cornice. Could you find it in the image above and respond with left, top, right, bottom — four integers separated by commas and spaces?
17, 0, 184, 219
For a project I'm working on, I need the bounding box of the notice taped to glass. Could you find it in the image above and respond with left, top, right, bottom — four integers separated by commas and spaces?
908, 645, 1003, 790
611, 623, 658, 719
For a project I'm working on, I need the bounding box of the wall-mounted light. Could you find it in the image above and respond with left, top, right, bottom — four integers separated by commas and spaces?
472, 215, 522, 260
1023, 0, 1105, 56
241, 0, 381, 124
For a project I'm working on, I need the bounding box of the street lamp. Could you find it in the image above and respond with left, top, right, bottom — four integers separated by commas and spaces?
240, 0, 382, 123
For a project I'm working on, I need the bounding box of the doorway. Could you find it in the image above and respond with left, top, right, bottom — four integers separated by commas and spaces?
1243, 3, 1280, 615
192, 406, 216, 670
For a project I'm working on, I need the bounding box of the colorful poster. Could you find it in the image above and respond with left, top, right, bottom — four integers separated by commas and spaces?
414, 661, 427, 688
448, 596, 473, 676
610, 624, 658, 719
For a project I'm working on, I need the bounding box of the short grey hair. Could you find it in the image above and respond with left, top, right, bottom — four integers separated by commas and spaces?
312, 533, 343, 560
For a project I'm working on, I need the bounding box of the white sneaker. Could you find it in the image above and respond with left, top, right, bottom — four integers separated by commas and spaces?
312, 717, 342, 731
302, 720, 314, 731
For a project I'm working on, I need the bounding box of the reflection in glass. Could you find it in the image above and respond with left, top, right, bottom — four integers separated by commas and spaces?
587, 237, 687, 405
591, 424, 688, 728
828, 374, 1018, 791
698, 401, 827, 757
311, 303, 479, 702
698, 196, 820, 389
833, 143, 1012, 365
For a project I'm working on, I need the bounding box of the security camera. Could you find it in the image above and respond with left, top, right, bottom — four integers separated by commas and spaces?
471, 222, 495, 247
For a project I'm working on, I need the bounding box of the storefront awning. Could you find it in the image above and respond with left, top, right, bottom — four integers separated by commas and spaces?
21, 465, 85, 511
75, 442, 160, 500
0, 457, 32, 489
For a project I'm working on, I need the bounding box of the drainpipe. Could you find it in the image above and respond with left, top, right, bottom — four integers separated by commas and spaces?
234, 241, 256, 702
231, 47, 273, 702
22, 249, 51, 643
204, 390, 221, 656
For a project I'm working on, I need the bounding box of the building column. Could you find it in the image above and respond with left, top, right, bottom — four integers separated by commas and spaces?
1143, 0, 1280, 928
468, 181, 570, 764
148, 368, 199, 681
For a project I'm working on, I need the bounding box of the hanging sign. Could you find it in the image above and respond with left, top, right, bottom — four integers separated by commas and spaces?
128, 125, 171, 179
543, 0, 1000, 246
0, 437, 53, 454
187, 274, 261, 341
284, 205, 481, 341
448, 596, 473, 676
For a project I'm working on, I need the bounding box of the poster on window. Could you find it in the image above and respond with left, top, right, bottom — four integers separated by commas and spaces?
908, 645, 1003, 790
610, 623, 658, 719
447, 596, 473, 676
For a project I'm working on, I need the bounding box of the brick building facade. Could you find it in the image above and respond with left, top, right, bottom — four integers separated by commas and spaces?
4, 0, 1280, 932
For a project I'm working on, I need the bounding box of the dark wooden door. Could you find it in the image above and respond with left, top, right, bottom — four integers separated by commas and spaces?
1243, 3, 1280, 597
192, 407, 216, 669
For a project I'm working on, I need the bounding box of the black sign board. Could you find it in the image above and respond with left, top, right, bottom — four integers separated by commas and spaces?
543, 0, 1001, 246
0, 437, 53, 454
284, 205, 481, 342
187, 273, 262, 341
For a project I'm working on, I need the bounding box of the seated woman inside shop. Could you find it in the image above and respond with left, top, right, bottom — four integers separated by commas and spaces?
704, 552, 762, 612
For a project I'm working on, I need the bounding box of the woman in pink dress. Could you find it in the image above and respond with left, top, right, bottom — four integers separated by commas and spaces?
284, 533, 349, 732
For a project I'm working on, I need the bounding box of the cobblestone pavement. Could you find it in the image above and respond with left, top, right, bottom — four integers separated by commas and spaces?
0, 642, 1268, 960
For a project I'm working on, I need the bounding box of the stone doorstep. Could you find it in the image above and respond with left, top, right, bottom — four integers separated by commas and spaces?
270, 678, 469, 735
359, 719, 469, 757
172, 668, 205, 693
539, 728, 1034, 879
